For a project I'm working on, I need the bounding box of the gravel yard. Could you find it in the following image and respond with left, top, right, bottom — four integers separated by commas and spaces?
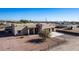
0, 35, 65, 51
0, 33, 78, 51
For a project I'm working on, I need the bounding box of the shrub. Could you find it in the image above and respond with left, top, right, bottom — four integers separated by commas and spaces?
39, 29, 50, 41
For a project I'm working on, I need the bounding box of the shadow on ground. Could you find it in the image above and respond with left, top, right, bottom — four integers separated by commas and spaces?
27, 39, 44, 44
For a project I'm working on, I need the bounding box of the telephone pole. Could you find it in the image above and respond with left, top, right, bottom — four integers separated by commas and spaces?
45, 17, 47, 23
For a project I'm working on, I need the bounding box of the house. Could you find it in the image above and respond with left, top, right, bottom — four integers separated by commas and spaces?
0, 22, 56, 36
10, 23, 55, 36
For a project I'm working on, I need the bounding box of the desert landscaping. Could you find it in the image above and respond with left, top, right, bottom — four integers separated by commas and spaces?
0, 34, 65, 51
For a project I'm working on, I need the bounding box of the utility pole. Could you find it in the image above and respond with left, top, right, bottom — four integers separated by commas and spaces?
45, 17, 47, 23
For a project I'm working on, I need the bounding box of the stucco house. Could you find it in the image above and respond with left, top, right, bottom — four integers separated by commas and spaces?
6, 23, 55, 36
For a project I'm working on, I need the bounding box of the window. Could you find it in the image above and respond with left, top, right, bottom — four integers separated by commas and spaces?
18, 30, 21, 34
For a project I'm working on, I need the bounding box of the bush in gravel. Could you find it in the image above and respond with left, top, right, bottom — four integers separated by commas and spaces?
39, 29, 50, 41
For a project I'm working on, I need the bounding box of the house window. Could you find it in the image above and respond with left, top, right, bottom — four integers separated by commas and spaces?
18, 30, 21, 34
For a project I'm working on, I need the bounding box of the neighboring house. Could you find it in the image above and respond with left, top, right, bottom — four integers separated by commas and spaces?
11, 23, 39, 36
3, 23, 55, 36
4, 22, 79, 36
0, 22, 56, 36
64, 24, 78, 30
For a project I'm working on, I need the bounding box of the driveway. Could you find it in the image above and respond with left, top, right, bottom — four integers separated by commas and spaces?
49, 34, 79, 51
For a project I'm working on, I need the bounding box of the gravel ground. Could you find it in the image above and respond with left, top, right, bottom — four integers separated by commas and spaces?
0, 35, 65, 51
48, 34, 79, 51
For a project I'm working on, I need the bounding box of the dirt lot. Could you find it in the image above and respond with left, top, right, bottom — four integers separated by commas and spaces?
0, 35, 65, 51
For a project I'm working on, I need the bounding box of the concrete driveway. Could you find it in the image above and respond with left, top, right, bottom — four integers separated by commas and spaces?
49, 34, 79, 51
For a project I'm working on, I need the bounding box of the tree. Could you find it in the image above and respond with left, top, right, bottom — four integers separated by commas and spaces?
20, 19, 26, 23
20, 19, 34, 23
39, 29, 50, 41
20, 19, 29, 23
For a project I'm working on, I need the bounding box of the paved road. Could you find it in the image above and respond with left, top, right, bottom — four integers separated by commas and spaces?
49, 34, 79, 51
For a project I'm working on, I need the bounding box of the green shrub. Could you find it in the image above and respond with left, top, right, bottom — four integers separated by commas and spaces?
39, 29, 49, 41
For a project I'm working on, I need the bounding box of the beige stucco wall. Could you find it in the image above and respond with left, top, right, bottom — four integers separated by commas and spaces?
11, 23, 56, 35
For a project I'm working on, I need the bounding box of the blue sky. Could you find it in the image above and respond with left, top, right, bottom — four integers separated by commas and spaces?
0, 8, 79, 21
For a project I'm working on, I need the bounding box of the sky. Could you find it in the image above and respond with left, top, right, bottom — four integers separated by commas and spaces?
0, 8, 79, 21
